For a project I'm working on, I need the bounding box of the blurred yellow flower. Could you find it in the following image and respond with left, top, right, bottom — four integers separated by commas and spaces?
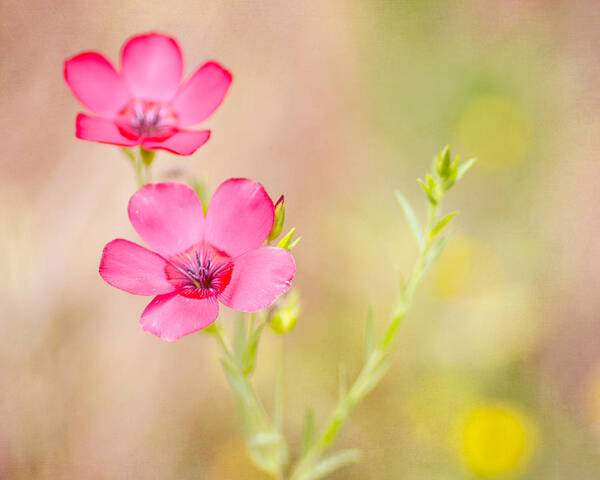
458, 404, 535, 478
457, 95, 533, 169
432, 235, 504, 299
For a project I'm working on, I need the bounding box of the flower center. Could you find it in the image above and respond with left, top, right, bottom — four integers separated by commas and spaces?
165, 243, 233, 299
116, 99, 178, 140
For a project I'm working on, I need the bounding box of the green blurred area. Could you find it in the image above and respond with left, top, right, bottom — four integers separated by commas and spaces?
2, 0, 600, 479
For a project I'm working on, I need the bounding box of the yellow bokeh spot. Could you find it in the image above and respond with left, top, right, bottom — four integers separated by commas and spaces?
458, 95, 533, 169
432, 235, 504, 299
459, 404, 535, 478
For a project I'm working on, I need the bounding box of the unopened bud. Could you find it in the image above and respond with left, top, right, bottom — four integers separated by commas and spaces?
268, 195, 285, 242
270, 290, 300, 334
436, 145, 452, 179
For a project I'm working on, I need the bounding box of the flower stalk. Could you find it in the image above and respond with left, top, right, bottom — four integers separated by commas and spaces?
215, 317, 289, 478
288, 147, 475, 480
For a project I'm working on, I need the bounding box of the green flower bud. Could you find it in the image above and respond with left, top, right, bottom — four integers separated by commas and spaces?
268, 195, 286, 242
270, 290, 300, 334
436, 145, 452, 179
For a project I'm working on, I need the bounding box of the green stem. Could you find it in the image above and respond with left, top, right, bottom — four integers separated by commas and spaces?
121, 147, 153, 187
214, 322, 288, 479
274, 336, 286, 433
289, 203, 439, 480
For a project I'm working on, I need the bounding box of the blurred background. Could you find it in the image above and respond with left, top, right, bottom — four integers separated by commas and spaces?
1, 0, 599, 478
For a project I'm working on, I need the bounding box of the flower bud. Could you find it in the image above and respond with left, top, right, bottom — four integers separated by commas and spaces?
268, 195, 285, 242
436, 145, 452, 179
270, 290, 300, 334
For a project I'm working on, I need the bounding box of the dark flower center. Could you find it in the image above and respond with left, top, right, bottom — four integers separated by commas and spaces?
165, 243, 233, 299
116, 99, 178, 140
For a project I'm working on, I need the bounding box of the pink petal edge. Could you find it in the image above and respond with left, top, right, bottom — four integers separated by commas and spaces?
205, 178, 275, 257
172, 61, 233, 127
76, 114, 139, 147
99, 239, 174, 296
141, 293, 219, 341
64, 52, 131, 117
128, 182, 205, 257
219, 246, 295, 312
120, 32, 184, 102
142, 129, 211, 156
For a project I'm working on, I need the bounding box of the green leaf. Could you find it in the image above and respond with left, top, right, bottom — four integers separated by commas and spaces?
248, 432, 283, 447
420, 237, 449, 281
430, 212, 457, 238
302, 407, 315, 454
233, 315, 247, 362
221, 358, 251, 405
357, 355, 392, 398
288, 236, 302, 250
277, 227, 296, 250
242, 322, 265, 375
305, 449, 361, 480
456, 157, 477, 181
395, 191, 422, 244
365, 306, 375, 362
121, 147, 135, 162
418, 178, 438, 205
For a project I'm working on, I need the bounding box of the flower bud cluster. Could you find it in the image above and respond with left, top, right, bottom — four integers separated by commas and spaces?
419, 145, 476, 205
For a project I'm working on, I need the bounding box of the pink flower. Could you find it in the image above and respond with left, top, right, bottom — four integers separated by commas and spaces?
99, 179, 296, 341
64, 32, 232, 155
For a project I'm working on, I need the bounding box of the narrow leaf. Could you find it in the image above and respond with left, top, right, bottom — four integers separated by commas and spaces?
456, 157, 477, 181
233, 315, 246, 362
288, 236, 302, 250
418, 179, 438, 205
277, 227, 296, 250
395, 191, 422, 244
242, 323, 265, 375
302, 407, 316, 454
121, 147, 135, 162
365, 306, 375, 362
430, 212, 457, 238
248, 432, 282, 447
305, 449, 361, 480
357, 356, 392, 398
420, 237, 449, 281
221, 358, 251, 405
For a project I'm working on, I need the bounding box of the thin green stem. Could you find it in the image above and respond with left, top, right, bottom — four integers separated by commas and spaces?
274, 336, 286, 433
214, 320, 288, 479
289, 202, 440, 480
215, 325, 233, 358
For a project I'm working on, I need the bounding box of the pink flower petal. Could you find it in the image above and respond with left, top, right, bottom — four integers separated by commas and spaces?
64, 52, 131, 117
76, 114, 139, 147
99, 239, 174, 295
219, 247, 295, 312
172, 61, 233, 127
205, 179, 274, 257
141, 293, 218, 341
120, 32, 183, 102
142, 129, 211, 156
128, 182, 205, 257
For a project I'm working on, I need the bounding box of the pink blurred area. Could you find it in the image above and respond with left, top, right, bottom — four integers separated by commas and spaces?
1, 0, 600, 478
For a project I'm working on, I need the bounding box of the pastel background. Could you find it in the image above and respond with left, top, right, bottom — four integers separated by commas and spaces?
2, 0, 599, 478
